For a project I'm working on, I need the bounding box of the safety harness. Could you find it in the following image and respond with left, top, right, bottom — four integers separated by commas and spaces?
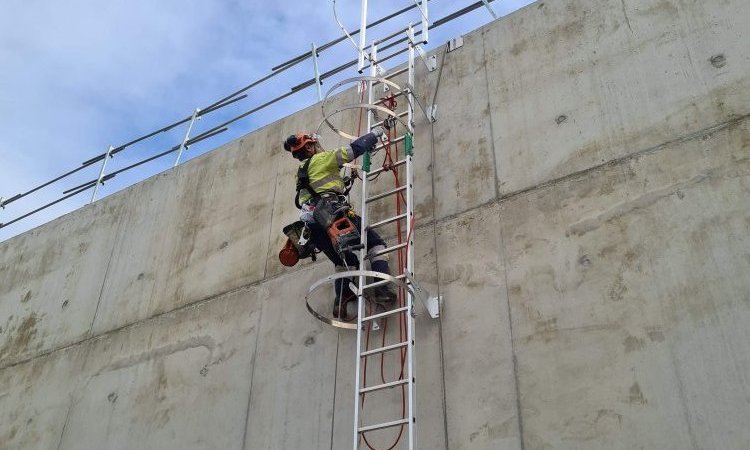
294, 155, 356, 209
293, 154, 362, 258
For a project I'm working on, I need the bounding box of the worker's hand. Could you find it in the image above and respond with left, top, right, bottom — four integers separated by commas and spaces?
371, 126, 385, 138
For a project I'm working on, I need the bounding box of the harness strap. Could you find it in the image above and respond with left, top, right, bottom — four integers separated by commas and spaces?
295, 158, 316, 209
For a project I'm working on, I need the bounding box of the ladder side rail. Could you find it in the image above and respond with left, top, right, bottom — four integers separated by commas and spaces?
352, 39, 379, 450
406, 25, 417, 450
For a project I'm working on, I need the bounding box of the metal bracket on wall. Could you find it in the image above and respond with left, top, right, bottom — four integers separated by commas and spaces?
406, 83, 436, 123
405, 272, 441, 319
447, 36, 464, 52
426, 105, 437, 122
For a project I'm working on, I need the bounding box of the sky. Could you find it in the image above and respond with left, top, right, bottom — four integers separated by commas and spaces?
0, 0, 534, 242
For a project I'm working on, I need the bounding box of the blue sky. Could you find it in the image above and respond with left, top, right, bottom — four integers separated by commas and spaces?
0, 0, 534, 242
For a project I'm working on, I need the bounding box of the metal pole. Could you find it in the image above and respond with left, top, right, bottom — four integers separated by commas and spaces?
174, 108, 200, 167
311, 43, 323, 102
417, 0, 429, 43
357, 0, 369, 72
90, 145, 114, 204
480, 0, 498, 19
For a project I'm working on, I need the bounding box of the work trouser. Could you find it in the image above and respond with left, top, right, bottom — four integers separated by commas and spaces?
307, 215, 391, 297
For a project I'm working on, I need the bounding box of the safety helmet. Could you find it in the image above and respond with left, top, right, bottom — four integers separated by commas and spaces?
283, 132, 319, 153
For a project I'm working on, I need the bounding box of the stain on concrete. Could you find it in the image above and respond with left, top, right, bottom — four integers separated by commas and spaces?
95, 336, 216, 375
0, 313, 40, 360
562, 408, 623, 442
556, 114, 568, 125
646, 327, 665, 342
20, 290, 31, 304
469, 418, 513, 442
623, 335, 646, 353
533, 318, 559, 343
510, 39, 528, 57
107, 392, 118, 403
608, 274, 627, 302
304, 336, 315, 347
639, 0, 679, 17
568, 173, 710, 236
628, 382, 647, 405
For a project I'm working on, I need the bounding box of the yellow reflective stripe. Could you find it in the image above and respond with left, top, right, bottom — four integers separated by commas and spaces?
309, 174, 343, 191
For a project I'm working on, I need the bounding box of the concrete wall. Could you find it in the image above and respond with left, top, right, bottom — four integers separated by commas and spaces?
1, 0, 749, 448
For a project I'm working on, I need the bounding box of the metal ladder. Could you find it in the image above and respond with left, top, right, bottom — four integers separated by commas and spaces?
350, 15, 437, 450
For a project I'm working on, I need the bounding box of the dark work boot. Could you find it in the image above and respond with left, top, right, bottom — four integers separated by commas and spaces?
368, 283, 397, 307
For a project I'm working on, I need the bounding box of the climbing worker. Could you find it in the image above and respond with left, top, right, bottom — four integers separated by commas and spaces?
283, 129, 397, 319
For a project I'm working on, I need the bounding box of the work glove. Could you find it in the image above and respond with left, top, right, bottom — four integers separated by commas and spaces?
371, 126, 386, 138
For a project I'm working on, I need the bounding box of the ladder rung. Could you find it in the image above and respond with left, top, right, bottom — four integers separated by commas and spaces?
364, 274, 406, 290
360, 341, 408, 357
360, 378, 408, 394
374, 67, 408, 84
373, 134, 406, 152
368, 213, 407, 230
362, 306, 409, 322
373, 110, 408, 128
359, 418, 410, 434
365, 242, 407, 260
366, 186, 407, 204
369, 158, 406, 177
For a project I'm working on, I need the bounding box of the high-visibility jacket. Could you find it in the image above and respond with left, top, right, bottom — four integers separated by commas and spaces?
296, 146, 355, 205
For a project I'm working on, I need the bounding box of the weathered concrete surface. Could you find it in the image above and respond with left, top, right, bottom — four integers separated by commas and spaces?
0, 199, 121, 366
2, 0, 750, 449
488, 0, 750, 196
501, 118, 750, 449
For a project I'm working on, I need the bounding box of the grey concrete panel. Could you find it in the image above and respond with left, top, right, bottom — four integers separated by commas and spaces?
428, 30, 497, 220
436, 206, 522, 450
93, 125, 278, 334
58, 285, 263, 450
0, 198, 120, 366
500, 117, 750, 449
243, 263, 338, 450
0, 346, 87, 450
487, 0, 750, 195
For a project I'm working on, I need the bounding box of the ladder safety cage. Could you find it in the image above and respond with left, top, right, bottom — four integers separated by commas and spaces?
304, 2, 443, 449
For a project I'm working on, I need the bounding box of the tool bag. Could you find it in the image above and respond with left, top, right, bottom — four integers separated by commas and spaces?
313, 195, 362, 257
279, 221, 317, 266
